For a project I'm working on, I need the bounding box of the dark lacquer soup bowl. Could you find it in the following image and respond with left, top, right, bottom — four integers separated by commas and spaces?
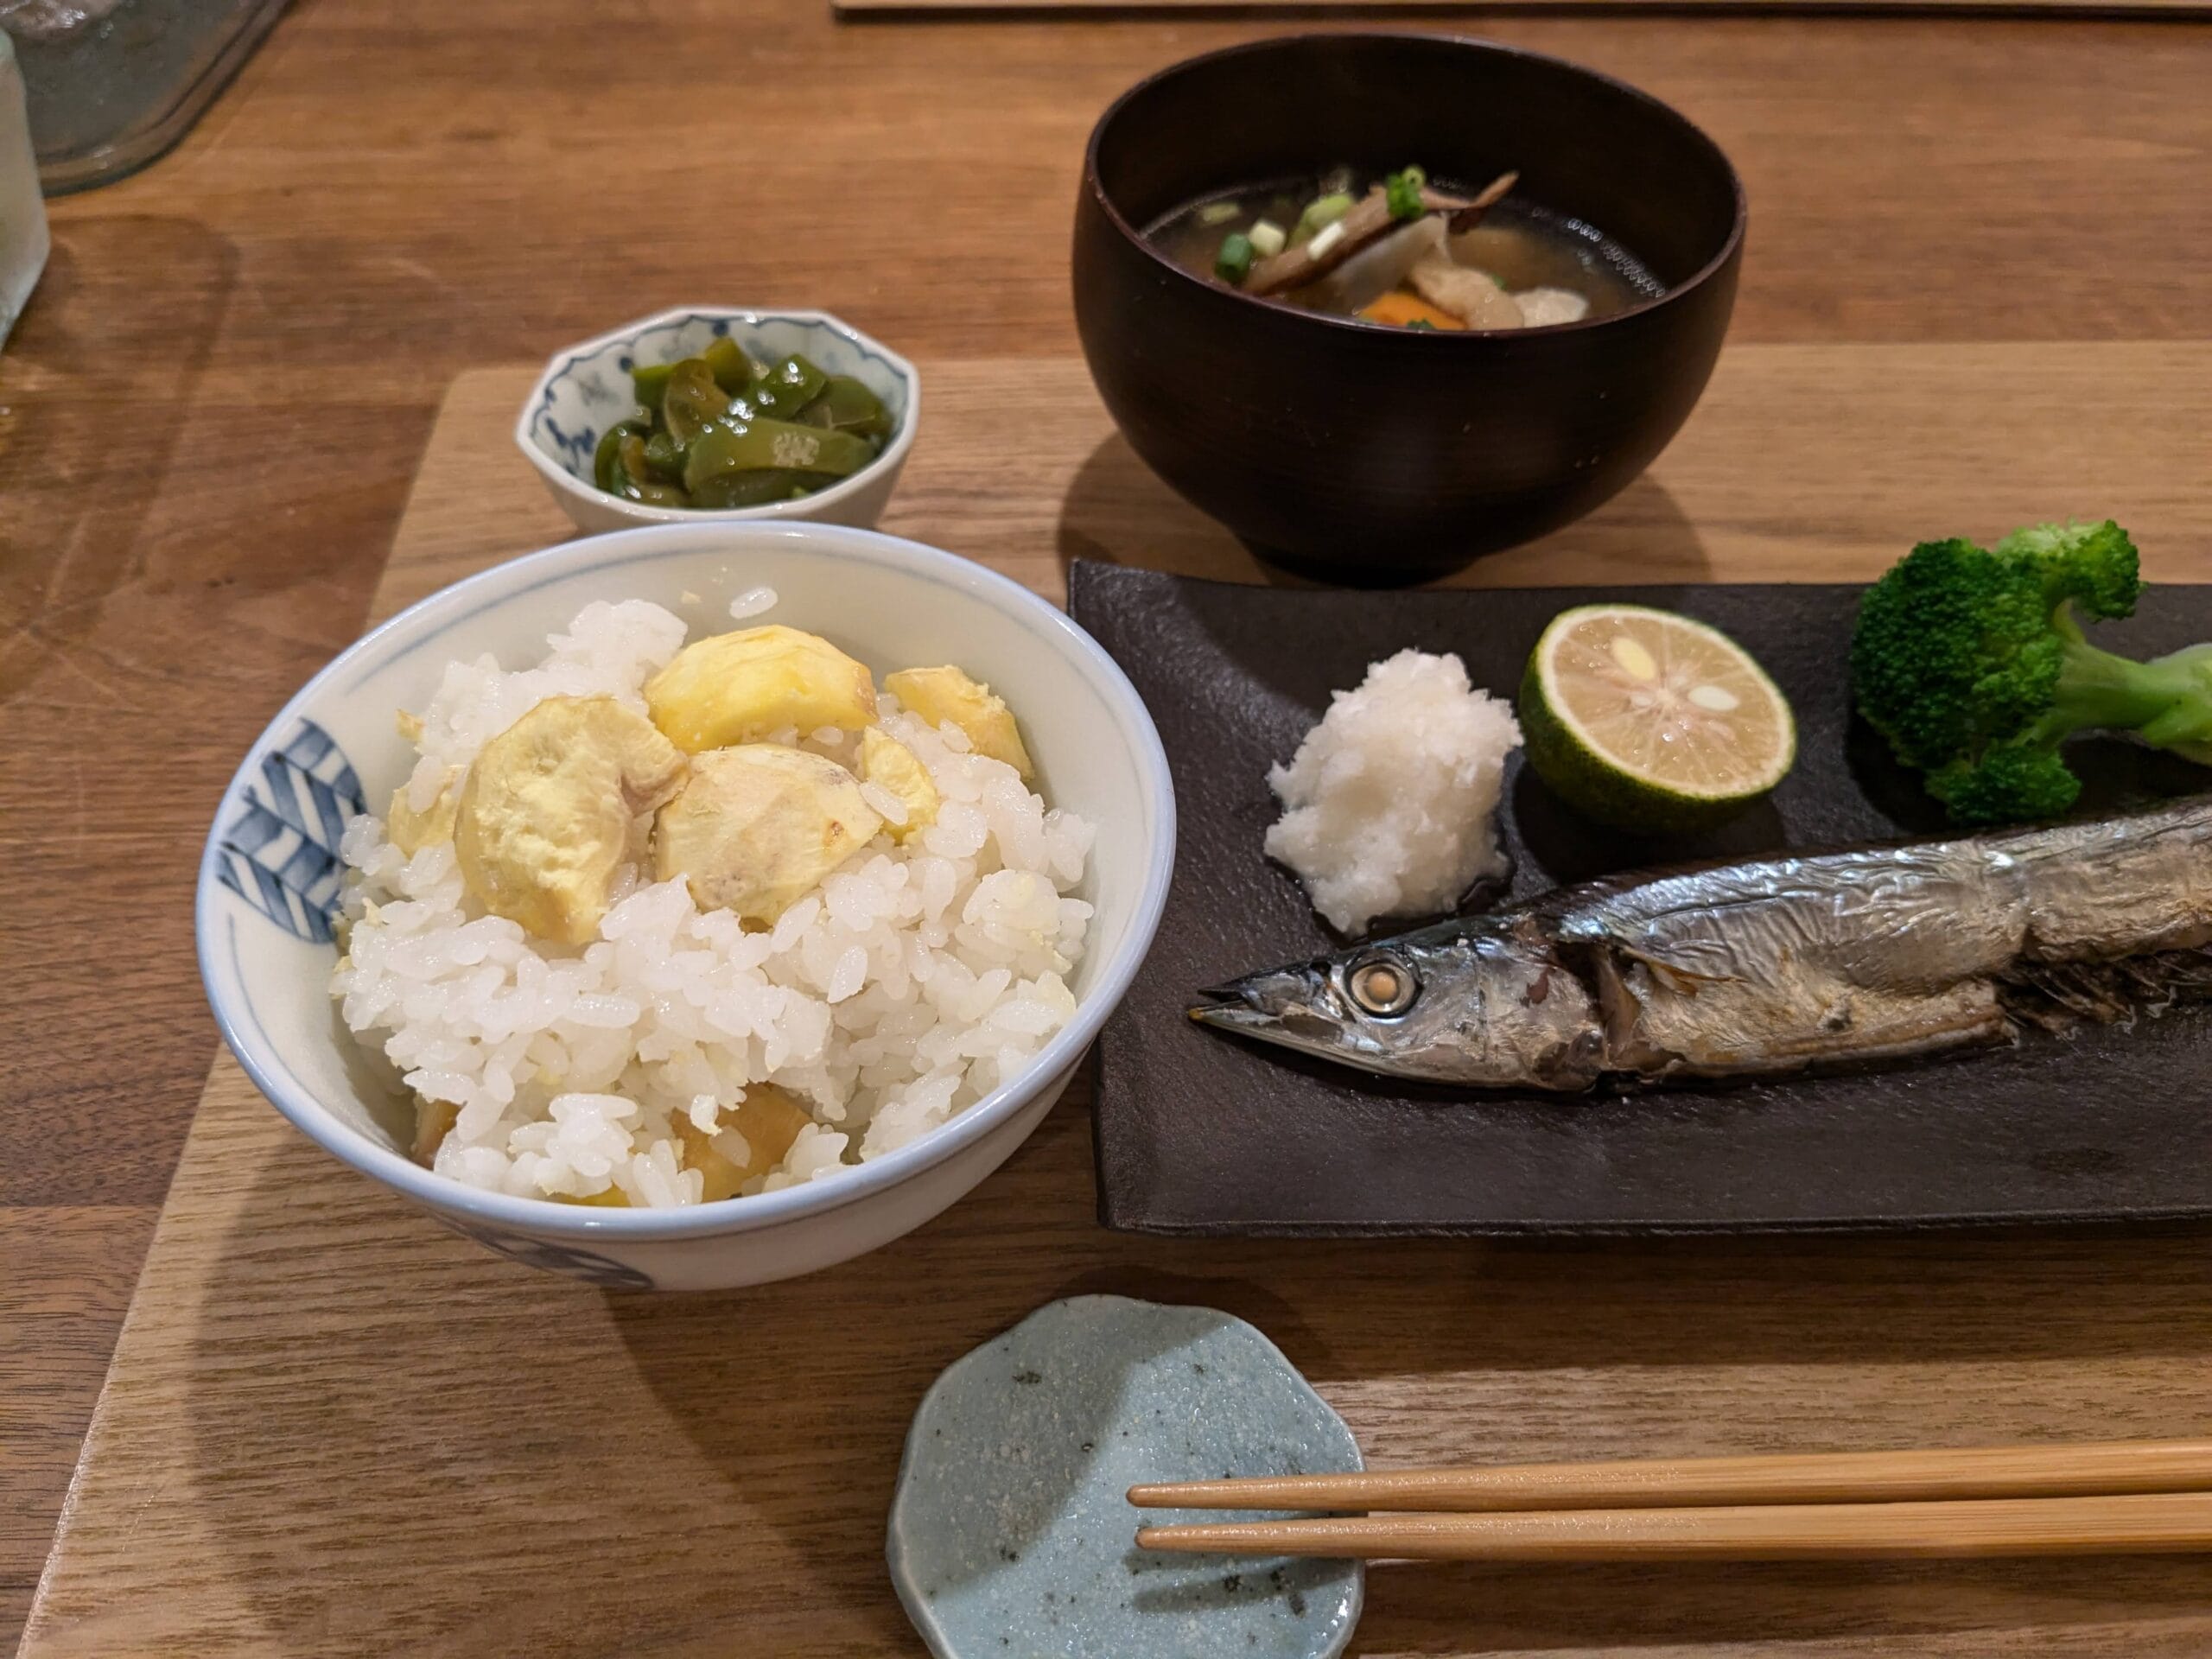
1073, 32, 1745, 585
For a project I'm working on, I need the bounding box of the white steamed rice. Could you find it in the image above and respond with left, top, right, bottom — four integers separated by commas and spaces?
332, 598, 1096, 1207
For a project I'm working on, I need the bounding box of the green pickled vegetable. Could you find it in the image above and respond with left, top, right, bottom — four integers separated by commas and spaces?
701, 336, 755, 396
1215, 232, 1255, 285
797, 375, 893, 441
682, 416, 875, 494
631, 362, 677, 410
739, 354, 829, 421
611, 435, 686, 505
690, 469, 839, 509
596, 337, 898, 511
641, 429, 686, 482
660, 358, 732, 446
593, 419, 649, 493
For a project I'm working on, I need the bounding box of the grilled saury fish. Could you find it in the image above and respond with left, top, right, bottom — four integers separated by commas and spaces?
1191, 797, 2212, 1090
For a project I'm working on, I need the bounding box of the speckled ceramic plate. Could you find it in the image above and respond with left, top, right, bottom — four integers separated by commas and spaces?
888, 1295, 1363, 1659
1069, 561, 2212, 1236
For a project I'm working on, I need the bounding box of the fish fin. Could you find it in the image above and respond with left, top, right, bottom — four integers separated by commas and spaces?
2000, 947, 2212, 1034
1612, 945, 1744, 996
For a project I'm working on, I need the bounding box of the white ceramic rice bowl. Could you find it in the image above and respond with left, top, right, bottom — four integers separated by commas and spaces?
197, 523, 1174, 1291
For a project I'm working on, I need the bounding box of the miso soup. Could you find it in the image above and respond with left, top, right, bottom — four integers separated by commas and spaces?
1147, 165, 1663, 332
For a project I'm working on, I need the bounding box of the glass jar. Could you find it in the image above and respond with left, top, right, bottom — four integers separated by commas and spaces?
0, 27, 46, 346
4, 0, 290, 194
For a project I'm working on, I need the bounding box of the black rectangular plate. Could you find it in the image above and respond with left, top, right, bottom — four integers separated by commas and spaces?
1068, 562, 2212, 1236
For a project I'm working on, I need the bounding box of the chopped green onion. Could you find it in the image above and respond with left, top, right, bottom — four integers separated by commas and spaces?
1197, 200, 1242, 226
1247, 218, 1287, 259
1305, 219, 1347, 261
1293, 191, 1355, 244
1404, 318, 1437, 331
1214, 232, 1255, 284
1384, 164, 1428, 220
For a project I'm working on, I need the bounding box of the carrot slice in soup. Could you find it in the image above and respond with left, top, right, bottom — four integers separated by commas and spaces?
1358, 291, 1467, 331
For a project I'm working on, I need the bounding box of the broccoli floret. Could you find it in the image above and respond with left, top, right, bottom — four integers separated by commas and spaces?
1850, 520, 2212, 824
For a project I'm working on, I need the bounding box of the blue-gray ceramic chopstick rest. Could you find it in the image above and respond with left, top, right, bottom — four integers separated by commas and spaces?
887, 1294, 1363, 1658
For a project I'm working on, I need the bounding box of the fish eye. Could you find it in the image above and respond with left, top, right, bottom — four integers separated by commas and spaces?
1345, 953, 1419, 1018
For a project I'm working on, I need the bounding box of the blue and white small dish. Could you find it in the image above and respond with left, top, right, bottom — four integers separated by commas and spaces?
516, 307, 919, 536
889, 1295, 1364, 1659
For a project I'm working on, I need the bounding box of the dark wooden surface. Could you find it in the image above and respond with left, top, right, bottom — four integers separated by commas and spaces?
3, 1, 2209, 1650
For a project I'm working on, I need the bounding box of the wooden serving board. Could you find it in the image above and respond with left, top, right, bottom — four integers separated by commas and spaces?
23, 346, 2212, 1659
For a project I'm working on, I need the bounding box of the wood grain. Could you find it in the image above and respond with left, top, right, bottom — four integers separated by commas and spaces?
20, 349, 2212, 1657
385, 346, 2212, 613
842, 0, 2212, 13
6, 0, 2212, 1649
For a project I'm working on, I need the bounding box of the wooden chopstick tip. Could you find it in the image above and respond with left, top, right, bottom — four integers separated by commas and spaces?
1128, 1481, 1196, 1508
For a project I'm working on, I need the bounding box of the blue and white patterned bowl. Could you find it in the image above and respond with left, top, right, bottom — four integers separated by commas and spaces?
516, 307, 919, 536
195, 522, 1174, 1292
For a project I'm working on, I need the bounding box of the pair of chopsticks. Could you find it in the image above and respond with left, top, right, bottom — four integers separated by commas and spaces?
1130, 1439, 2212, 1560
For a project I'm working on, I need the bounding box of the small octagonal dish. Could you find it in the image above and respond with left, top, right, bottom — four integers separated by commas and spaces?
517, 306, 919, 536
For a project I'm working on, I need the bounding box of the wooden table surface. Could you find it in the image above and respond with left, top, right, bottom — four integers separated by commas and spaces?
3, 0, 2209, 1651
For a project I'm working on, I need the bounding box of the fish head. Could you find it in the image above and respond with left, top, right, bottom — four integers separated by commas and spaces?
1189, 920, 1606, 1090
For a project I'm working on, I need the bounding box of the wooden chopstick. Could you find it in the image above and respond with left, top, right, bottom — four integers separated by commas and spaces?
1135, 1491, 2212, 1561
1128, 1438, 2212, 1514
